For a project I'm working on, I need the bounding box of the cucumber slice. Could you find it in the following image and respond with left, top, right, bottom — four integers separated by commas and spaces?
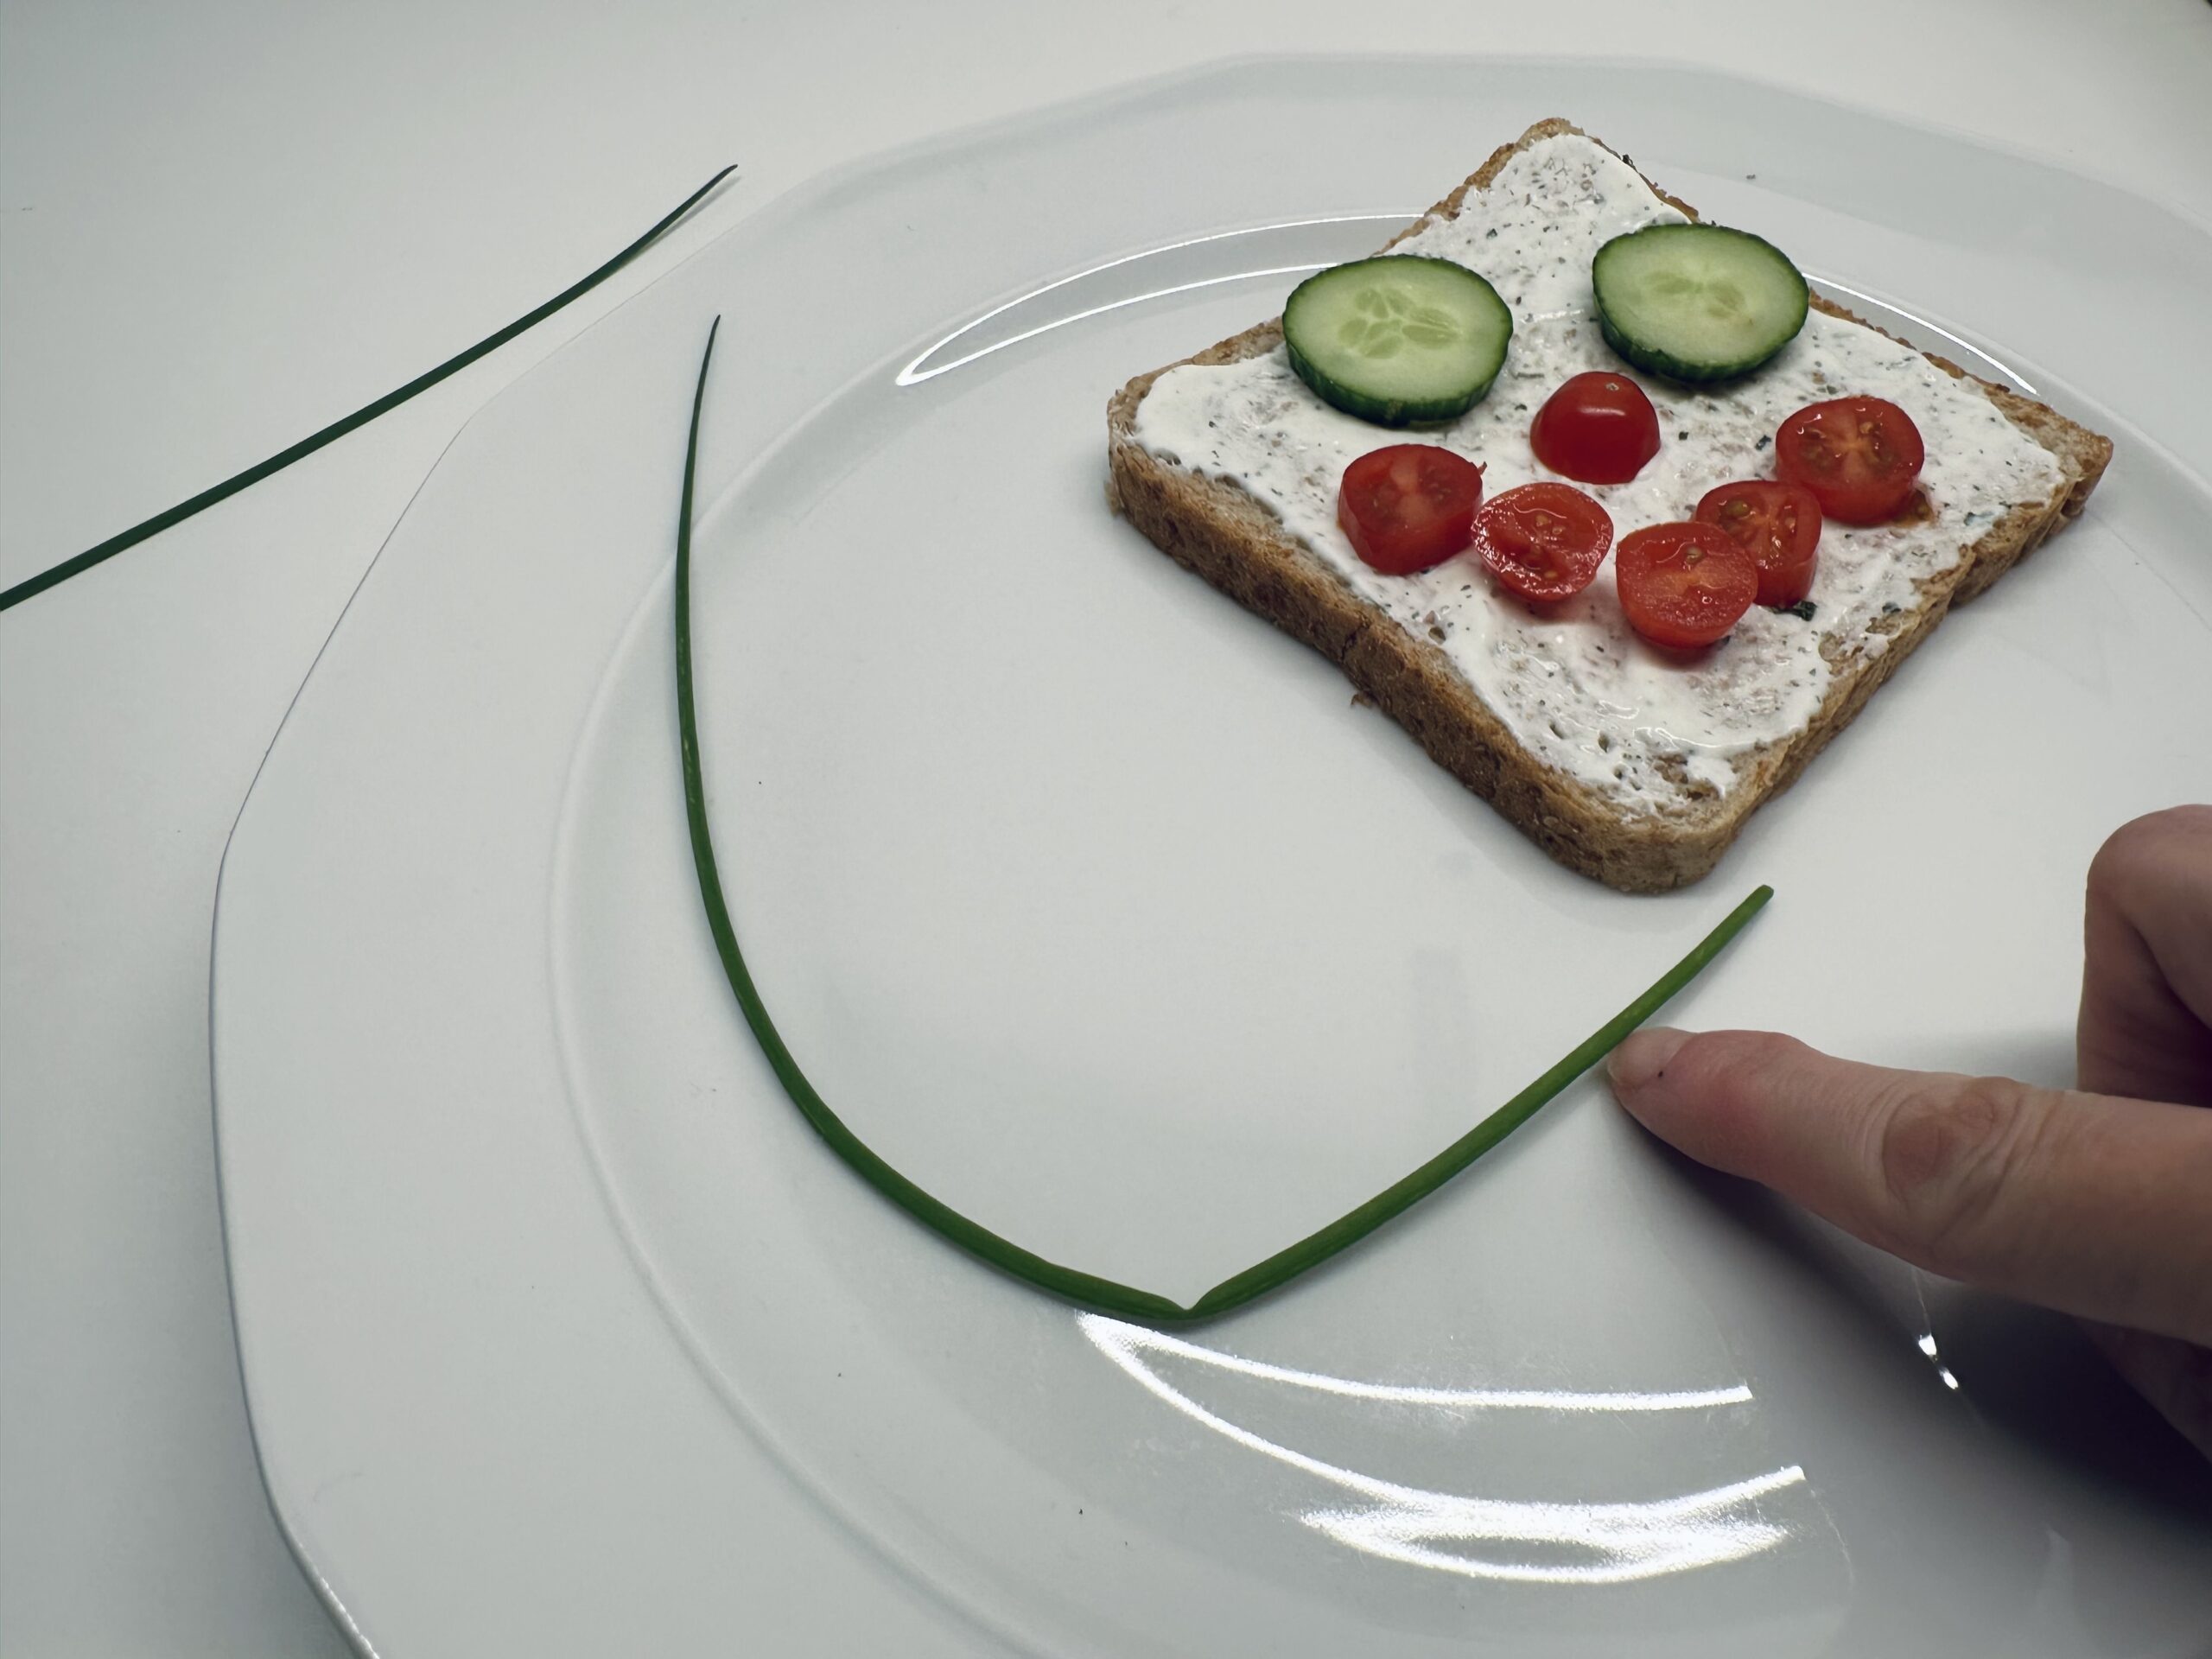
1283, 256, 1512, 426
1592, 223, 1808, 384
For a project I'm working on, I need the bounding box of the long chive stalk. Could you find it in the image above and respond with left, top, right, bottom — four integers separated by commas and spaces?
675, 317, 1770, 1324
0, 165, 737, 615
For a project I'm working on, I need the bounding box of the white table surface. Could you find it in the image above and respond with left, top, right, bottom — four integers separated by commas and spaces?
4, 3, 2210, 1653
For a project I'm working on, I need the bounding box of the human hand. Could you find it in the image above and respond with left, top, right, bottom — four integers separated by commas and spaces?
1606, 806, 2212, 1454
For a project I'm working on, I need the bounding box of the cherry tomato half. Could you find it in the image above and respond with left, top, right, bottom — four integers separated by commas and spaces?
1471, 482, 1614, 603
1616, 522, 1758, 650
1694, 479, 1821, 608
1774, 396, 1925, 524
1336, 444, 1486, 575
1529, 371, 1662, 486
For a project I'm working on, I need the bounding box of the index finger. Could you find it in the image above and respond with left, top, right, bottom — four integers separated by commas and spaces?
1608, 1027, 2212, 1346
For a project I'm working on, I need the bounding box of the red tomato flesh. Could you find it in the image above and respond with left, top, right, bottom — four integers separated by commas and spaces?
1774, 396, 1925, 524
1471, 482, 1614, 603
1616, 522, 1758, 649
1336, 444, 1485, 575
1529, 371, 1662, 486
1694, 480, 1821, 608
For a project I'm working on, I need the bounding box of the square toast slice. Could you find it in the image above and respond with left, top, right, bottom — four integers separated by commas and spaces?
1106, 119, 2112, 892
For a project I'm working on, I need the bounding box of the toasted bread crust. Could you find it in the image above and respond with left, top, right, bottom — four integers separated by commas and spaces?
1106, 120, 2113, 892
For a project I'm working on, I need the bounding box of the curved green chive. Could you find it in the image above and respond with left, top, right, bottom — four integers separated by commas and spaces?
674, 316, 1771, 1324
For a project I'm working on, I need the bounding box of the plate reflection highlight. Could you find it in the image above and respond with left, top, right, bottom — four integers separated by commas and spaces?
1082, 1315, 1806, 1586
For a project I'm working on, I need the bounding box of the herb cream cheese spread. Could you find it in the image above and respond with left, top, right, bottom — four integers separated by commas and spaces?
1132, 134, 2063, 806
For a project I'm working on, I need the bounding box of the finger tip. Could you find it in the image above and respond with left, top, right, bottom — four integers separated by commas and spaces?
1607, 1025, 1693, 1103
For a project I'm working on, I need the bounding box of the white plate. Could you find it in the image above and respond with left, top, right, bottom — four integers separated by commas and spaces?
213, 60, 2212, 1658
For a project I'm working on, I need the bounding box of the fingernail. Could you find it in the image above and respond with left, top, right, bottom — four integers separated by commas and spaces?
1607, 1027, 1692, 1095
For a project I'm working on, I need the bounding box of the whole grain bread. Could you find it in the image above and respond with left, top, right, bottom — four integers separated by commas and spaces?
1105, 118, 2113, 892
